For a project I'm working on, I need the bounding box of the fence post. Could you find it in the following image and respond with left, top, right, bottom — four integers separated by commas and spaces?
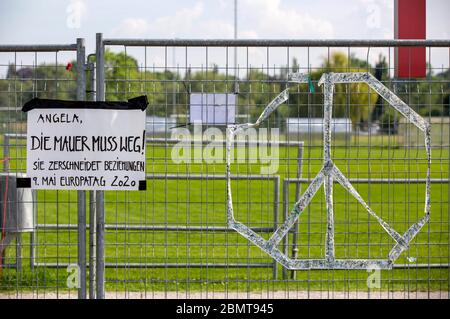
272, 176, 279, 280
29, 190, 36, 270
87, 54, 97, 299
89, 189, 96, 299
1, 134, 22, 272
95, 32, 106, 299
291, 142, 304, 280
282, 179, 289, 280
76, 38, 87, 299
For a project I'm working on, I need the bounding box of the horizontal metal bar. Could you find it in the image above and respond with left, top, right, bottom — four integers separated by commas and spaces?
33, 224, 448, 235
4, 133, 26, 138
3, 133, 446, 151
2, 134, 304, 147
146, 138, 304, 147
106, 263, 271, 268
392, 264, 450, 269
103, 39, 450, 48
31, 262, 449, 269
35, 224, 275, 232
286, 178, 448, 184
32, 262, 274, 268
0, 44, 78, 52
147, 174, 279, 181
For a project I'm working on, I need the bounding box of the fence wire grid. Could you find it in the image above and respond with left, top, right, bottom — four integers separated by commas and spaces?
0, 37, 449, 299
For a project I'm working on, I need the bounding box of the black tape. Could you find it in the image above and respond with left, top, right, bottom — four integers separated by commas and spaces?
138, 180, 147, 191
16, 177, 31, 188
22, 95, 148, 112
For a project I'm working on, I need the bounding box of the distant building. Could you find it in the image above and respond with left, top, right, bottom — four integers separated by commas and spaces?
286, 118, 353, 135
399, 117, 449, 146
16, 68, 33, 79
7, 67, 33, 79
146, 116, 177, 135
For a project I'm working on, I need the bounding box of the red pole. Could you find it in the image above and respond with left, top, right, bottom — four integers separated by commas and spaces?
394, 0, 426, 78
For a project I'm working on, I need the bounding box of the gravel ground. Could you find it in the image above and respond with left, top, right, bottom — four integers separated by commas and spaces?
0, 290, 448, 299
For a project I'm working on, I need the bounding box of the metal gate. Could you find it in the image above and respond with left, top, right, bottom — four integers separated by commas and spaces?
0, 39, 87, 298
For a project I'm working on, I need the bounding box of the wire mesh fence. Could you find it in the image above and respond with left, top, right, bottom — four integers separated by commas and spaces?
0, 37, 449, 299
0, 41, 86, 298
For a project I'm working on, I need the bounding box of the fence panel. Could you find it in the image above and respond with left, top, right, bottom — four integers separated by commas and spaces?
94, 37, 449, 298
0, 41, 86, 298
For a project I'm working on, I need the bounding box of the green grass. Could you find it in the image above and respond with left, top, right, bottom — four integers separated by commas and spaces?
0, 137, 449, 294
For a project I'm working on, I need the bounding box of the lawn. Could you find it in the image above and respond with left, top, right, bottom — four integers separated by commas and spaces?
0, 134, 449, 294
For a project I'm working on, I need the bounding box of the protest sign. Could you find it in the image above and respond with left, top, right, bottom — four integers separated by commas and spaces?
22, 96, 148, 191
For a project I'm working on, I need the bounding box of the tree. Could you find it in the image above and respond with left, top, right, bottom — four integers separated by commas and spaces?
238, 68, 283, 123
372, 54, 389, 122
0, 61, 77, 126
317, 52, 378, 127
104, 50, 140, 101
283, 52, 379, 127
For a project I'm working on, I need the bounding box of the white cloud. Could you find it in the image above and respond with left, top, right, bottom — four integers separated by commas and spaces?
112, 0, 334, 39
107, 0, 447, 69
113, 18, 150, 37
66, 0, 88, 29
149, 2, 204, 37
112, 2, 205, 38
357, 0, 393, 8
238, 0, 335, 38
239, 30, 258, 39
109, 0, 336, 69
218, 0, 229, 10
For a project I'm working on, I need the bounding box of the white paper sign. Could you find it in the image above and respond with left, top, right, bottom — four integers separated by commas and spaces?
189, 93, 236, 124
26, 108, 146, 190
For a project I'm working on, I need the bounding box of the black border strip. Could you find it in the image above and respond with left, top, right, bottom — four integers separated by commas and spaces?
22, 95, 148, 112
16, 177, 31, 188
138, 180, 147, 191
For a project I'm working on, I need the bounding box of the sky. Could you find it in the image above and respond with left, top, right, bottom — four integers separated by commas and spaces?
0, 0, 449, 72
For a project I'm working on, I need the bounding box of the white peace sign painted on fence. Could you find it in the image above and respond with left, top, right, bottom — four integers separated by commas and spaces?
226, 72, 431, 270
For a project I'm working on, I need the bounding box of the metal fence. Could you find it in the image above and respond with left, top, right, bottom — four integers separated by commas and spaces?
0, 40, 87, 299
0, 36, 449, 299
